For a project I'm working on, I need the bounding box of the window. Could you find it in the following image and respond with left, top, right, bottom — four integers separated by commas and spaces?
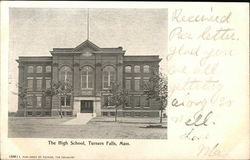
124, 112, 131, 117
27, 77, 33, 91
66, 96, 71, 106
36, 66, 43, 73
143, 65, 150, 73
134, 96, 140, 107
143, 77, 150, 90
36, 77, 42, 91
59, 66, 72, 83
134, 112, 141, 117
27, 95, 33, 107
125, 66, 131, 73
134, 65, 140, 73
27, 112, 33, 116
66, 112, 72, 116
102, 112, 108, 116
45, 96, 51, 108
36, 96, 42, 108
27, 66, 34, 73
59, 112, 65, 116
104, 95, 109, 106
81, 66, 93, 89
143, 112, 149, 117
103, 72, 108, 89
61, 95, 71, 107
103, 66, 115, 88
125, 96, 132, 107
45, 112, 51, 116
45, 66, 51, 73
36, 112, 41, 116
134, 77, 141, 91
104, 95, 113, 106
125, 77, 131, 90
45, 78, 51, 89
141, 96, 150, 107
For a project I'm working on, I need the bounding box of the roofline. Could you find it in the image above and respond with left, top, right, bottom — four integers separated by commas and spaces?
124, 59, 162, 62
18, 56, 52, 58
16, 56, 52, 63
50, 51, 82, 55
124, 55, 160, 57
50, 51, 126, 55
53, 48, 74, 50
124, 56, 162, 62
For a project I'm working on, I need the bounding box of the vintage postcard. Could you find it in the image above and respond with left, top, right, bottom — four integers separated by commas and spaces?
0, 1, 249, 160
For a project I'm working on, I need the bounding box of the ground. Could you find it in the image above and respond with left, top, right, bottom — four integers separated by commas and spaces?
8, 116, 167, 139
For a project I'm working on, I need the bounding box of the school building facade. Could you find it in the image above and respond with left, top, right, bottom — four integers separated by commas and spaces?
16, 40, 162, 117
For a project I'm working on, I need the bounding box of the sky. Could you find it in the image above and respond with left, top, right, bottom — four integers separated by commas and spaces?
8, 8, 168, 112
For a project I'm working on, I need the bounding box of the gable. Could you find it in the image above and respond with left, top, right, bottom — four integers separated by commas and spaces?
73, 40, 100, 52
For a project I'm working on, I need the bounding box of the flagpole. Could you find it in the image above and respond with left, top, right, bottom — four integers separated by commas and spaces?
87, 8, 89, 40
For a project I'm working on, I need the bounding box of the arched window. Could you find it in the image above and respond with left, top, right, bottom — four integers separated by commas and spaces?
36, 66, 43, 73
103, 66, 116, 89
125, 66, 131, 73
81, 66, 94, 89
59, 66, 72, 83
27, 66, 34, 73
134, 65, 140, 73
143, 65, 150, 73
46, 66, 51, 73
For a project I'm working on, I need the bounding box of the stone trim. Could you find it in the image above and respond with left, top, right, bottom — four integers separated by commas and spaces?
52, 63, 58, 67
116, 63, 123, 67
73, 63, 80, 67
95, 63, 102, 67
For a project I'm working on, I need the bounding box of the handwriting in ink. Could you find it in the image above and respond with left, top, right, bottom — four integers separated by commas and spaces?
172, 8, 232, 24
185, 110, 213, 126
197, 143, 225, 157
182, 128, 209, 141
199, 26, 238, 41
171, 98, 184, 107
169, 27, 192, 40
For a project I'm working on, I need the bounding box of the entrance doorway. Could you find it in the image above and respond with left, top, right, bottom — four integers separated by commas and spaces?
80, 100, 93, 113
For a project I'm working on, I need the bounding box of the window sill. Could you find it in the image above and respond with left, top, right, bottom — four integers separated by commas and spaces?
124, 106, 132, 108
61, 106, 71, 108
143, 107, 150, 108
106, 106, 115, 108
81, 88, 93, 90
103, 88, 110, 90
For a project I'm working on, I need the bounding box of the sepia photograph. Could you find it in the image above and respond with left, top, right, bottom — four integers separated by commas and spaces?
8, 8, 168, 139
2, 2, 248, 160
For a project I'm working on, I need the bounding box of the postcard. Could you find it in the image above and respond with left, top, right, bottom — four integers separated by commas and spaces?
0, 1, 249, 160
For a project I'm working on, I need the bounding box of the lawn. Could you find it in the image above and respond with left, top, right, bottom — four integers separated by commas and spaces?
8, 116, 167, 139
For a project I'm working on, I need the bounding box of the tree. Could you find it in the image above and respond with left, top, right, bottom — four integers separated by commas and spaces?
12, 82, 28, 117
18, 83, 28, 117
43, 80, 73, 118
107, 82, 129, 122
144, 72, 168, 124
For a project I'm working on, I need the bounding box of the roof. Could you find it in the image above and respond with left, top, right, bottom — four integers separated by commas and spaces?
50, 40, 125, 55
16, 56, 52, 63
124, 56, 162, 62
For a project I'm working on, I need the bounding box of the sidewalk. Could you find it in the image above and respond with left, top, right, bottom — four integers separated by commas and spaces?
63, 114, 94, 125
90, 116, 167, 124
